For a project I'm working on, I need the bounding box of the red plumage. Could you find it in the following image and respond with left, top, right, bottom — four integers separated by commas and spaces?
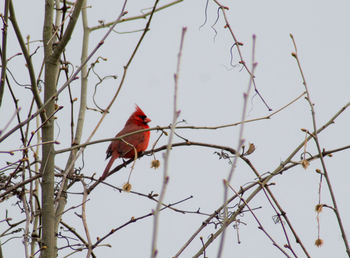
100, 105, 151, 180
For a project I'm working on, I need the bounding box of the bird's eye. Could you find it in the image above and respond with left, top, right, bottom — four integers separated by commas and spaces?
139, 115, 147, 120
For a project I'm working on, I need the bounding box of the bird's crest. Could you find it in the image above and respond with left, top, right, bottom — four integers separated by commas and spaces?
134, 104, 146, 117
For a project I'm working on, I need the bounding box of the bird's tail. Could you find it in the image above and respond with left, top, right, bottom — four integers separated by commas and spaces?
100, 156, 116, 180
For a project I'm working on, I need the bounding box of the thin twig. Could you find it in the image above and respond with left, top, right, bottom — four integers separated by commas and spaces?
212, 0, 271, 111
20, 191, 30, 258
8, 0, 44, 119
0, 175, 41, 200
290, 34, 350, 256
0, 0, 10, 106
174, 181, 258, 258
91, 194, 189, 250
226, 183, 292, 257
218, 34, 257, 258
151, 26, 186, 258
0, 107, 21, 137
80, 180, 92, 258
260, 187, 300, 257
60, 220, 96, 258
89, 0, 183, 31
0, 141, 59, 155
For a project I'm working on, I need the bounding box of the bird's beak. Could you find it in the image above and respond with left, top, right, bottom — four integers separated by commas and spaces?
145, 117, 151, 123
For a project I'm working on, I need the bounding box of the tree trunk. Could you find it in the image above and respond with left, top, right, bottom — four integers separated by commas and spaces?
41, 0, 58, 256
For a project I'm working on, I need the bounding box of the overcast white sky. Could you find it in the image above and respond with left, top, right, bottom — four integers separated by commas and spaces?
1, 0, 350, 257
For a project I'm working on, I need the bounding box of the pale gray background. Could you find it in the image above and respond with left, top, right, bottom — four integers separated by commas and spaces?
1, 0, 350, 257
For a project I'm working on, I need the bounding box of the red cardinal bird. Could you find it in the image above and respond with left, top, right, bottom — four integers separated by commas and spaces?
101, 105, 151, 180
